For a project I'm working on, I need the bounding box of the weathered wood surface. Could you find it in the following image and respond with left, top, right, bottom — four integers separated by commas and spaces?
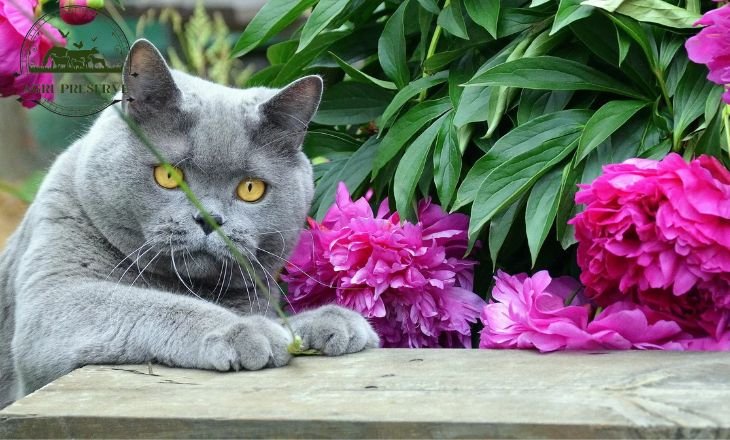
1, 349, 728, 438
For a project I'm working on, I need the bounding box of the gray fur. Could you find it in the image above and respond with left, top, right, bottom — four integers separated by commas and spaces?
0, 39, 378, 409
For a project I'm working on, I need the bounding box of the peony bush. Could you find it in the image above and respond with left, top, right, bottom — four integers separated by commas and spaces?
237, 0, 730, 351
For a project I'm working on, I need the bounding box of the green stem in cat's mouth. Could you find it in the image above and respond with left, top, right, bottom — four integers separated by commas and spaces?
108, 104, 318, 357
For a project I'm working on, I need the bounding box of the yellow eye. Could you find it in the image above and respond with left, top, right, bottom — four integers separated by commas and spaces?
237, 178, 266, 202
153, 165, 184, 189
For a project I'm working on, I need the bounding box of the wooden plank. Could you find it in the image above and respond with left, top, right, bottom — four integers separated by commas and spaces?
1, 349, 729, 438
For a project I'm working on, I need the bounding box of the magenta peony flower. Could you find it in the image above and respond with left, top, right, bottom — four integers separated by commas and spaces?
479, 271, 687, 352
0, 0, 65, 107
281, 182, 485, 348
570, 153, 730, 342
686, 5, 730, 103
479, 271, 594, 351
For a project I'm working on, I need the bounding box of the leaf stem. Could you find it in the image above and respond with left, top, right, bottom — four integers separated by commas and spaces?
418, 0, 450, 101
655, 68, 673, 114
723, 104, 730, 159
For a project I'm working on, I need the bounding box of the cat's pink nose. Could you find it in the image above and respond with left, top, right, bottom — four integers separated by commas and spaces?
193, 212, 224, 235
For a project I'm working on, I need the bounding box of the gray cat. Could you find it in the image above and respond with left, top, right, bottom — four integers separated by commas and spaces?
0, 39, 379, 409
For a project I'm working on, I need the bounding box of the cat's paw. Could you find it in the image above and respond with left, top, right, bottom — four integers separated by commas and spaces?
200, 316, 293, 371
289, 304, 380, 356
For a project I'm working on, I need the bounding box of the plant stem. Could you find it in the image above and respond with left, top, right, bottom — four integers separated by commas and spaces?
686, 0, 700, 15
418, 0, 450, 101
722, 104, 730, 156
655, 68, 673, 114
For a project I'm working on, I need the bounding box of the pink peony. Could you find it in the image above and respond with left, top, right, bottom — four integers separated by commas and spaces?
570, 154, 730, 341
479, 271, 688, 352
0, 0, 65, 107
686, 5, 730, 103
281, 182, 485, 348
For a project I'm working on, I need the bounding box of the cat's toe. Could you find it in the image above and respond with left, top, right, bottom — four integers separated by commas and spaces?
292, 305, 380, 355
201, 317, 292, 371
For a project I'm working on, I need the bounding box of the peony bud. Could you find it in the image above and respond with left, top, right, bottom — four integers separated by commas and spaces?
59, 0, 104, 25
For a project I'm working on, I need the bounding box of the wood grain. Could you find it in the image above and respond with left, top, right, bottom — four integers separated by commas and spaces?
1, 349, 728, 438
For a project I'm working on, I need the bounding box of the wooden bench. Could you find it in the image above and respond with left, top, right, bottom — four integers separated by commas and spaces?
1, 349, 728, 438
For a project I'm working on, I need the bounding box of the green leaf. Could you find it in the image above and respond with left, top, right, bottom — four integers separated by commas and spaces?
437, 0, 469, 39
374, 97, 453, 176
394, 114, 449, 220
607, 14, 657, 68
551, 0, 594, 34
232, 0, 316, 58
272, 30, 350, 86
380, 71, 449, 130
454, 109, 590, 209
303, 130, 360, 157
433, 114, 462, 208
584, 0, 700, 28
313, 137, 380, 220
489, 196, 525, 267
453, 41, 518, 127
576, 99, 647, 162
417, 0, 441, 14
673, 62, 717, 147
517, 90, 573, 125
329, 52, 397, 90
616, 31, 630, 66
465, 56, 644, 98
313, 82, 394, 126
267, 40, 298, 65
378, 0, 411, 88
464, 0, 499, 39
525, 167, 562, 267
298, 0, 350, 52
555, 158, 583, 249
468, 137, 579, 249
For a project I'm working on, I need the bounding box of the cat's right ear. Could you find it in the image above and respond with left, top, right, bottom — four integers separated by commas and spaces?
122, 39, 180, 120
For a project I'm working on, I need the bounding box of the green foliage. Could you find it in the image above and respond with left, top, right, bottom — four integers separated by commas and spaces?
138, 2, 254, 87
235, 0, 724, 275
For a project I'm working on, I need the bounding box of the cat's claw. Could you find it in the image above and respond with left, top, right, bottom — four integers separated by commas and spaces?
289, 305, 380, 356
200, 316, 292, 371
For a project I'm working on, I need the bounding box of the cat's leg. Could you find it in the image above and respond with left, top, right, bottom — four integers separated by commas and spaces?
12, 280, 292, 395
287, 304, 380, 355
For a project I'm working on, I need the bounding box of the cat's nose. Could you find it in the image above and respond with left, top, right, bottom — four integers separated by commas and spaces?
193, 212, 224, 235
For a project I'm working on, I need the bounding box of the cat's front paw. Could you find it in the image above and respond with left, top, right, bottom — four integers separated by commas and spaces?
290, 304, 380, 356
200, 316, 293, 371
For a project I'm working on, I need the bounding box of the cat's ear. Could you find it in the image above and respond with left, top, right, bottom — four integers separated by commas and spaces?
122, 39, 180, 120
259, 76, 323, 133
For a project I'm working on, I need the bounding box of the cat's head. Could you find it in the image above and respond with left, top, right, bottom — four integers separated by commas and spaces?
76, 39, 321, 286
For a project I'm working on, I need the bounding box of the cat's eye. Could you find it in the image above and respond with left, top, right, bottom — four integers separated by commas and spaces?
237, 178, 266, 202
154, 165, 184, 189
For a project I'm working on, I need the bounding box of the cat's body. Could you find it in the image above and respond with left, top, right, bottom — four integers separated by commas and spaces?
0, 40, 378, 409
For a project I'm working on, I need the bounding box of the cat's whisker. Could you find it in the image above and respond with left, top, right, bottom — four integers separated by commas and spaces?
105, 235, 160, 280
210, 258, 225, 298
222, 254, 235, 302
114, 241, 159, 289
235, 257, 255, 314
130, 248, 164, 288
253, 245, 359, 291
243, 248, 292, 316
169, 237, 204, 301
214, 259, 229, 304
181, 249, 193, 289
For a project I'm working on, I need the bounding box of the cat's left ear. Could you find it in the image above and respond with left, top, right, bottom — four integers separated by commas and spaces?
259, 76, 323, 134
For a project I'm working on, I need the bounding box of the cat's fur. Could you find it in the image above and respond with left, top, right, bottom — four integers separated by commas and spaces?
0, 40, 378, 409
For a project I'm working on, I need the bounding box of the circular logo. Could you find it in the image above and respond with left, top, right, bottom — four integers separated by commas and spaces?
20, 5, 130, 117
